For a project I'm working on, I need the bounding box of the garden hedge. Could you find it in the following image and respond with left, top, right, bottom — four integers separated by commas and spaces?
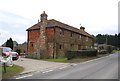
66, 50, 97, 60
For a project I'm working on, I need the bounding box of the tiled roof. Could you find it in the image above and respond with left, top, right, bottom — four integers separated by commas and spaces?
27, 19, 94, 38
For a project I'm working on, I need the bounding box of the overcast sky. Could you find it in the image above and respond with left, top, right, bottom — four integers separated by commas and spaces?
0, 0, 119, 45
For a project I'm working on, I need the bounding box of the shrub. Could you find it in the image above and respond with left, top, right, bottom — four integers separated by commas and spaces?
15, 49, 21, 55
105, 45, 113, 53
98, 50, 107, 54
66, 50, 97, 60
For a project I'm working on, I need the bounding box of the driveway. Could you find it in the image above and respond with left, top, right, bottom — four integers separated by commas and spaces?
13, 57, 70, 74
15, 53, 118, 79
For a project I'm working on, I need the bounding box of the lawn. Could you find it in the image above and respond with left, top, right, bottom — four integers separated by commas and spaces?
2, 64, 24, 79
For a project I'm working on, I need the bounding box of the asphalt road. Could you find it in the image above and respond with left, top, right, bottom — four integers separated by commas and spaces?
16, 52, 118, 79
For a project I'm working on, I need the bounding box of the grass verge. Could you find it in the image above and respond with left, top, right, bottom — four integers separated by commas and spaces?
43, 53, 111, 63
27, 53, 113, 63
2, 64, 24, 79
65, 53, 111, 63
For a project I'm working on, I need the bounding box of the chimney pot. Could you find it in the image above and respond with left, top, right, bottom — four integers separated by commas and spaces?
80, 26, 85, 31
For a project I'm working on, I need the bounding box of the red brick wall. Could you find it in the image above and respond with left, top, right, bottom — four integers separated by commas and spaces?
28, 30, 40, 41
28, 30, 40, 53
27, 27, 94, 58
46, 28, 54, 42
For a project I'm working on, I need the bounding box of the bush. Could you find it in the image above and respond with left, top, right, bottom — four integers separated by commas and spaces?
16, 49, 21, 55
105, 45, 113, 53
66, 50, 97, 60
98, 50, 107, 54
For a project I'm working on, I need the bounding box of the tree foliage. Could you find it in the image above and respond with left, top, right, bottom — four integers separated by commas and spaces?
95, 34, 120, 47
6, 38, 13, 50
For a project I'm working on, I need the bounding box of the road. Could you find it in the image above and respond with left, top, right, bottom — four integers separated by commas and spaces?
16, 52, 118, 79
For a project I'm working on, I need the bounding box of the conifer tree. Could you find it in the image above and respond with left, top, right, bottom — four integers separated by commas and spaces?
6, 38, 13, 50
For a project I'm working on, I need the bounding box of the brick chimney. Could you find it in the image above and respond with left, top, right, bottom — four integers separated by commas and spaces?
40, 11, 48, 22
80, 26, 85, 31
35, 11, 48, 58
39, 11, 48, 58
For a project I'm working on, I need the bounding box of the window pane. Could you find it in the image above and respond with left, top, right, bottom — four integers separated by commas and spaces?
60, 29, 64, 35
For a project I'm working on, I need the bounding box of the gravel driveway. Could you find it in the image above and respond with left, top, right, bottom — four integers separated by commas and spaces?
13, 57, 70, 74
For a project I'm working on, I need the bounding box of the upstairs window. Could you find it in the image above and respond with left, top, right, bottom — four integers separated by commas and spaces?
86, 37, 89, 41
31, 43, 34, 47
71, 44, 74, 48
71, 32, 73, 37
60, 29, 64, 35
79, 35, 81, 39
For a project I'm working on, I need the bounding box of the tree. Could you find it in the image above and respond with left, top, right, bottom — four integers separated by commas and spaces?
16, 49, 21, 55
95, 34, 119, 47
6, 38, 13, 50
118, 33, 120, 48
96, 34, 105, 44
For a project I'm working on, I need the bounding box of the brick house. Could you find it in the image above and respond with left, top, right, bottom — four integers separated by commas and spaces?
26, 11, 94, 59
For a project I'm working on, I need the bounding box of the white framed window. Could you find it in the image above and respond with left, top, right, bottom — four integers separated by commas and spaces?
60, 29, 64, 35
86, 37, 88, 41
79, 35, 81, 39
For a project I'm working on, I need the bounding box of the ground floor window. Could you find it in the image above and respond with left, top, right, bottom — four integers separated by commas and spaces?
78, 45, 81, 50
70, 44, 74, 49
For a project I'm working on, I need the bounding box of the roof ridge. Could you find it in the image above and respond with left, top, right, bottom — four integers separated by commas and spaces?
48, 19, 91, 35
27, 19, 94, 38
49, 19, 83, 31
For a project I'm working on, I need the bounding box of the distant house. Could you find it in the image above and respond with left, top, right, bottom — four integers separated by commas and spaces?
13, 41, 19, 51
21, 42, 27, 54
14, 42, 27, 54
1, 41, 27, 54
26, 11, 95, 59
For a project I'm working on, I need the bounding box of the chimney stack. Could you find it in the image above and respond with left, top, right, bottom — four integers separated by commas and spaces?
80, 26, 85, 31
40, 11, 48, 22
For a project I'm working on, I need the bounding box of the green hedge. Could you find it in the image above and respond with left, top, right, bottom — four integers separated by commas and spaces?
66, 50, 97, 60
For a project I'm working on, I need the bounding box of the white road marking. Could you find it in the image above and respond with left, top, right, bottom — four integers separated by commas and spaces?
59, 66, 68, 69
16, 75, 33, 79
42, 70, 53, 73
72, 64, 77, 66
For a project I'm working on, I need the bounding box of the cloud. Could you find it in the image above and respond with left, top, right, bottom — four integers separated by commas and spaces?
0, 29, 9, 45
0, 10, 34, 45
0, 0, 118, 45
85, 24, 118, 35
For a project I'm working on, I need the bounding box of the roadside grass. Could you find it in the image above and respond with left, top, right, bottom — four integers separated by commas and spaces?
2, 64, 24, 79
27, 53, 113, 63
43, 58, 68, 63
28, 57, 68, 62
43, 53, 111, 63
